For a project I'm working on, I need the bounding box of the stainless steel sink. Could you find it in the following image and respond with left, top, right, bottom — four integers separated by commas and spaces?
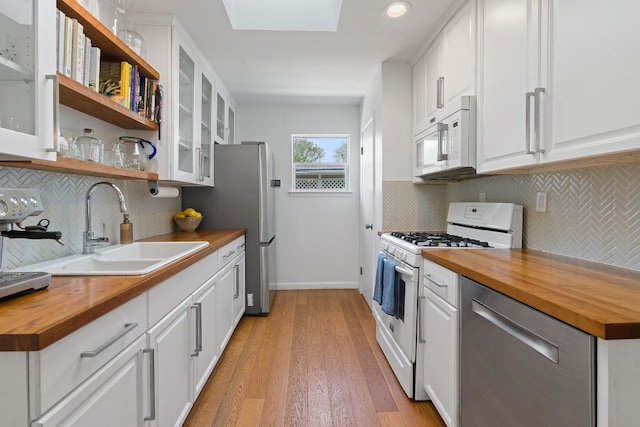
16, 241, 209, 276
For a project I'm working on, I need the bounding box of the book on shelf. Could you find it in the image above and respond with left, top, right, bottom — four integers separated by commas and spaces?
71, 19, 85, 83
88, 47, 101, 92
56, 10, 65, 73
63, 16, 73, 77
83, 37, 92, 87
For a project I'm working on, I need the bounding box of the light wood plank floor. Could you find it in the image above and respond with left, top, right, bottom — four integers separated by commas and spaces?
184, 289, 445, 427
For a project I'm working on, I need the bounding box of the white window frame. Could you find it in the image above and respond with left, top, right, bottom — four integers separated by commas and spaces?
290, 134, 350, 193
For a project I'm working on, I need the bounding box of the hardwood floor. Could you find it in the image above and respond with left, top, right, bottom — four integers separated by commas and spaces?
184, 289, 445, 427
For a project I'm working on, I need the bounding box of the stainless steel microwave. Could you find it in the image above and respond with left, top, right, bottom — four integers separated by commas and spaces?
413, 96, 477, 181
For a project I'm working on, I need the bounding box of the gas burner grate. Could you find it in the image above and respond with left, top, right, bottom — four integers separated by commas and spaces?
389, 232, 491, 248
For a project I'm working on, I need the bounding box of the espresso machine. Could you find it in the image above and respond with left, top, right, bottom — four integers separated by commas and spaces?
0, 188, 63, 299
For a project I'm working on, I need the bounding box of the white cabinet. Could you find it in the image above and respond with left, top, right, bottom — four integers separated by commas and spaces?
424, 288, 458, 427
192, 274, 218, 397
214, 85, 237, 145
32, 335, 148, 427
413, 2, 475, 135
146, 297, 193, 427
217, 259, 235, 353
132, 15, 215, 185
0, 0, 56, 161
477, 0, 640, 173
232, 252, 246, 327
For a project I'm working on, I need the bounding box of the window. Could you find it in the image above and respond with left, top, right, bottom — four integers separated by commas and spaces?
291, 135, 350, 192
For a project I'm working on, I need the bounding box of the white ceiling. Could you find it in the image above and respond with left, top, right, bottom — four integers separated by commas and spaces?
130, 0, 459, 105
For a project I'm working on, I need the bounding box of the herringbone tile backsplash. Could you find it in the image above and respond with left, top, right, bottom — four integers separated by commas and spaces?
384, 162, 640, 271
0, 167, 180, 270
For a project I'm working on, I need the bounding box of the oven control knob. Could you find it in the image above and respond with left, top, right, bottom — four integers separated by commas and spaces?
398, 252, 406, 261
389, 246, 395, 255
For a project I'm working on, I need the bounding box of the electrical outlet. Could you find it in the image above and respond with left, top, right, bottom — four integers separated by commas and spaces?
479, 192, 486, 202
536, 191, 548, 213
247, 293, 254, 306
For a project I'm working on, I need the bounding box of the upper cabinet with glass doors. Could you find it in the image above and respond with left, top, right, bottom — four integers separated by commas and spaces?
0, 0, 57, 161
132, 14, 216, 185
214, 84, 236, 145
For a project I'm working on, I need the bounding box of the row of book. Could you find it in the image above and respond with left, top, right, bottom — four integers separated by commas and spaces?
55, 9, 162, 123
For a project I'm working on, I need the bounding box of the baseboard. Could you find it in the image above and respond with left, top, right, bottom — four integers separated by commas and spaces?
273, 282, 359, 290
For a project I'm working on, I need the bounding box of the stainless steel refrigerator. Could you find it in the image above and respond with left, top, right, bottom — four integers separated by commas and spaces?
182, 142, 276, 315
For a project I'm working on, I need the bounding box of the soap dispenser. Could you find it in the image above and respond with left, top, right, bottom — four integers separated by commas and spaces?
120, 213, 133, 244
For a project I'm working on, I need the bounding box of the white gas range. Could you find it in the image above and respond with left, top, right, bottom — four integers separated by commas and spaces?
373, 202, 523, 402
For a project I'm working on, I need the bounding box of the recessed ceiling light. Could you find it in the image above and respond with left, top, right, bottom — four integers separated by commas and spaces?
383, 1, 412, 19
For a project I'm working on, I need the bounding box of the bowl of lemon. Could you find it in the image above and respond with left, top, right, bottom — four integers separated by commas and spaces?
174, 207, 203, 232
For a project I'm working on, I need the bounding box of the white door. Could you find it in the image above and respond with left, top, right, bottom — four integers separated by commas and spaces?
192, 275, 218, 398
198, 64, 215, 186
147, 298, 193, 427
425, 40, 443, 122
232, 253, 246, 326
359, 118, 375, 309
476, 0, 540, 173
0, 0, 56, 161
32, 336, 147, 427
424, 288, 459, 427
217, 261, 234, 352
442, 1, 475, 105
541, 0, 640, 162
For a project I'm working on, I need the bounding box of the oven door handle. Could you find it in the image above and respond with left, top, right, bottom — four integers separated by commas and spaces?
395, 265, 415, 280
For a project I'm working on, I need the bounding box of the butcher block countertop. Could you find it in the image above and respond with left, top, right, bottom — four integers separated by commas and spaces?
422, 248, 640, 340
0, 229, 245, 352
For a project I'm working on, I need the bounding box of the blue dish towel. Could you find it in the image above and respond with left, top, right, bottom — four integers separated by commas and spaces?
381, 258, 397, 317
373, 253, 385, 304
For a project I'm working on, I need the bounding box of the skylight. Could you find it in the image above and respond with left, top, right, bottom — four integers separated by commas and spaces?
222, 0, 344, 32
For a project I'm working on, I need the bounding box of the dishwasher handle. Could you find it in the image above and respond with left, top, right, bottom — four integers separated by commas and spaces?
472, 299, 559, 363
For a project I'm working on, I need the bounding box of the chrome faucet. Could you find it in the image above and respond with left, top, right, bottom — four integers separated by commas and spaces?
83, 182, 128, 254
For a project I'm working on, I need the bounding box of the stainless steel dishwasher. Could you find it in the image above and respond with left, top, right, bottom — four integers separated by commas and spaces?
460, 277, 595, 427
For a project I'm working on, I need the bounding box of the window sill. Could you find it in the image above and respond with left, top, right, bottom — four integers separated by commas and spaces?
288, 191, 353, 198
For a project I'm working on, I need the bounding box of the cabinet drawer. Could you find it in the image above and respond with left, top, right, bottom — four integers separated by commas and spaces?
29, 294, 147, 419
218, 236, 245, 268
423, 258, 459, 307
148, 251, 218, 326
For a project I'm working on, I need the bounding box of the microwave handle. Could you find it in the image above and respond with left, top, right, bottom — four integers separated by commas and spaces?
437, 122, 448, 161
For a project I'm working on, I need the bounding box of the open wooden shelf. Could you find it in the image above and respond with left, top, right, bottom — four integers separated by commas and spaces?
56, 0, 159, 131
57, 0, 159, 80
58, 73, 158, 130
0, 156, 159, 181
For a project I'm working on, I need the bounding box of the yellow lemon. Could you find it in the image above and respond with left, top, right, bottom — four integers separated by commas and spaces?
194, 212, 203, 218
186, 210, 200, 217
175, 213, 186, 219
182, 207, 197, 216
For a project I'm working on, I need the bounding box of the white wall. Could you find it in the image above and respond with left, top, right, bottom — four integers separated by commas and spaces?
237, 104, 361, 289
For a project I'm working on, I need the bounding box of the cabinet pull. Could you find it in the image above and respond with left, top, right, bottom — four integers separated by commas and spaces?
233, 264, 240, 298
45, 74, 59, 153
472, 299, 559, 363
223, 250, 235, 259
437, 122, 448, 161
425, 274, 448, 288
191, 302, 202, 356
534, 87, 546, 154
418, 295, 426, 343
437, 76, 445, 108
80, 322, 138, 357
143, 348, 156, 421
525, 91, 536, 154
196, 147, 203, 182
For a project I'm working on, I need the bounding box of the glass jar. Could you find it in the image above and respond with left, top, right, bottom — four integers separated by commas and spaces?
122, 140, 147, 170
75, 128, 104, 163
103, 141, 124, 167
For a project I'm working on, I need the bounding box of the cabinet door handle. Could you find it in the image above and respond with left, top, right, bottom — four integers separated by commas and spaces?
525, 91, 536, 154
223, 250, 235, 259
45, 74, 59, 153
418, 295, 426, 343
191, 302, 202, 356
233, 264, 240, 298
196, 147, 202, 182
472, 299, 559, 363
80, 322, 138, 357
437, 122, 448, 161
425, 274, 448, 289
437, 76, 445, 108
143, 348, 156, 421
534, 87, 546, 154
